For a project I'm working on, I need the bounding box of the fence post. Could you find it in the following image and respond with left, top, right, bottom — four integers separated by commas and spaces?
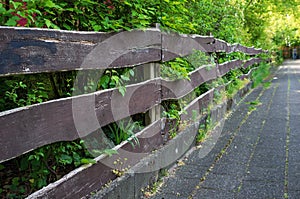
144, 63, 161, 125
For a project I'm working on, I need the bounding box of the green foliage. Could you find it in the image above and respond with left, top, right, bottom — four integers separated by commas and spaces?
246, 100, 262, 111
226, 78, 245, 98
161, 58, 192, 81
218, 52, 249, 64
186, 51, 214, 68
0, 0, 159, 31
99, 68, 135, 96
105, 119, 142, 146
196, 123, 207, 143
1, 140, 94, 198
1, 0, 298, 51
196, 113, 212, 144
162, 100, 183, 138
251, 62, 271, 88
0, 78, 49, 111
161, 51, 214, 81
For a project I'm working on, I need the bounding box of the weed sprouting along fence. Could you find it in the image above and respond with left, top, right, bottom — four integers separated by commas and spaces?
0, 26, 268, 198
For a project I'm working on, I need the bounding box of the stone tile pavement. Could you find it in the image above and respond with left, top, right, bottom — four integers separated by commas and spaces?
150, 60, 300, 199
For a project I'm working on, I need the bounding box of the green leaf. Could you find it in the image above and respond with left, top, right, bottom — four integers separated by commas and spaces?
20, 158, 29, 171
5, 16, 19, 26
129, 69, 134, 76
0, 6, 6, 13
12, 177, 19, 186
99, 75, 110, 89
111, 76, 120, 84
0, 164, 4, 171
60, 154, 73, 164
44, 19, 52, 28
118, 86, 126, 96
44, 0, 58, 8
80, 158, 96, 164
93, 24, 102, 31
124, 1, 132, 6
18, 82, 27, 89
37, 178, 47, 188
120, 75, 130, 81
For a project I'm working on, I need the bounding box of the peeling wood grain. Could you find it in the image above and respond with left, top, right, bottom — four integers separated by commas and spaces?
0, 27, 161, 76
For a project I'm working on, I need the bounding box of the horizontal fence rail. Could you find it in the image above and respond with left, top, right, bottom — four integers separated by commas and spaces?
0, 25, 269, 198
0, 26, 266, 76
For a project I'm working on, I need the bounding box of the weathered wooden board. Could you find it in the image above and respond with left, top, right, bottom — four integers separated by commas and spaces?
0, 26, 267, 77
27, 119, 163, 199
162, 32, 214, 61
0, 26, 161, 76
161, 64, 218, 100
0, 79, 161, 162
218, 60, 243, 77
214, 39, 230, 52
180, 89, 214, 122
224, 43, 264, 55
243, 58, 262, 68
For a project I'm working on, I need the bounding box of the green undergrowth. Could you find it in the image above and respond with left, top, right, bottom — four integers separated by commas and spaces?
0, 140, 95, 198
251, 62, 271, 88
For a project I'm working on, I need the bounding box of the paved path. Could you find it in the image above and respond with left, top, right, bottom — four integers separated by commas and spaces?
150, 60, 300, 199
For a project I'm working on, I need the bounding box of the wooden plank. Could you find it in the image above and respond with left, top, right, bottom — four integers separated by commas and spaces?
180, 89, 214, 121
217, 60, 243, 77
243, 58, 261, 68
0, 27, 161, 76
27, 119, 163, 199
214, 39, 230, 52
239, 66, 258, 80
161, 64, 218, 100
0, 26, 267, 76
0, 79, 161, 162
228, 44, 264, 55
189, 65, 218, 88
162, 32, 214, 61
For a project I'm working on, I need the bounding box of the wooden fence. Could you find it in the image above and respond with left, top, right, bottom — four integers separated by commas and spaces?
0, 26, 268, 198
